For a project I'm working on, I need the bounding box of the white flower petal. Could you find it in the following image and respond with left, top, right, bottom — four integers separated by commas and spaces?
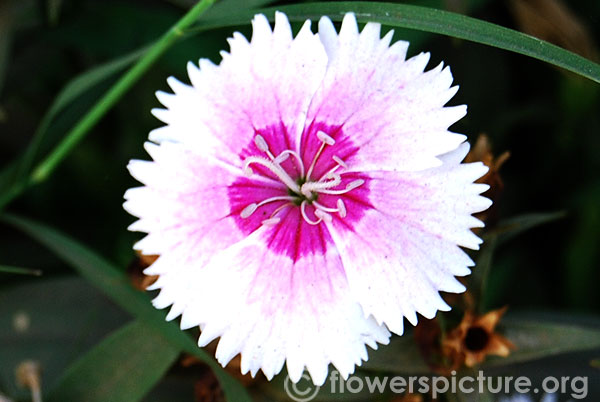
151, 227, 390, 385
326, 143, 490, 334
148, 12, 328, 165
311, 14, 465, 172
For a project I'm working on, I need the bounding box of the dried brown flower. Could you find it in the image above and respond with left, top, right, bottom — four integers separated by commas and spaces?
442, 307, 515, 368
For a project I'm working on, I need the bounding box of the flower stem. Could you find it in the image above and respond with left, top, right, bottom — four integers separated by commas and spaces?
0, 0, 216, 211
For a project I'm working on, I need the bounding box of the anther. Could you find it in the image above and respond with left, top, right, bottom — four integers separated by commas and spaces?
274, 153, 290, 165
261, 217, 281, 226
241, 203, 258, 218
314, 209, 333, 223
317, 179, 365, 195
346, 179, 365, 191
332, 155, 348, 169
317, 131, 336, 145
254, 135, 269, 152
337, 199, 347, 218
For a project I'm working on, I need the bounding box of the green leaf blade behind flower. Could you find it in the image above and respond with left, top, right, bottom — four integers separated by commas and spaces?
1, 213, 253, 402
190, 2, 600, 84
361, 332, 432, 375
47, 320, 179, 402
482, 317, 600, 368
473, 211, 565, 311
0, 264, 42, 276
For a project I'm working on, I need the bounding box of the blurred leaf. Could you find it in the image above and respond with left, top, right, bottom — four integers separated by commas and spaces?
0, 277, 130, 399
482, 317, 600, 367
191, 2, 600, 83
471, 234, 497, 313
37, 47, 147, 138
361, 332, 431, 374
47, 320, 179, 402
0, 161, 17, 192
0, 264, 41, 276
1, 214, 252, 402
0, 0, 217, 211
0, 1, 21, 96
4, 46, 147, 188
205, 0, 275, 18
484, 211, 566, 245
46, 0, 63, 26
473, 211, 564, 310
0, 45, 146, 203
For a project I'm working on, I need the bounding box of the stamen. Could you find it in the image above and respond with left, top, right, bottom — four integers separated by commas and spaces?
313, 199, 347, 218
278, 150, 305, 177
301, 173, 342, 196
314, 209, 333, 223
254, 135, 269, 152
243, 132, 360, 226
243, 156, 301, 193
254, 134, 275, 160
313, 201, 338, 213
301, 201, 322, 225
345, 179, 365, 191
306, 130, 335, 180
318, 156, 347, 183
316, 179, 365, 195
273, 153, 290, 165
240, 196, 296, 219
269, 202, 292, 219
261, 217, 281, 226
316, 131, 336, 145
241, 203, 257, 218
243, 166, 254, 177
332, 155, 348, 169
337, 199, 347, 218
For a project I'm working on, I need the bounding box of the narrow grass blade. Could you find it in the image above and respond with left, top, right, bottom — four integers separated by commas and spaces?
0, 264, 42, 276
191, 2, 600, 83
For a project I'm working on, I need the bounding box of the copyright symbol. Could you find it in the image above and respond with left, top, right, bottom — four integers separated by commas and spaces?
284, 373, 320, 402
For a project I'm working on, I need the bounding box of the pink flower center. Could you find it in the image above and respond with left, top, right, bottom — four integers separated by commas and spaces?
240, 130, 364, 226
227, 123, 371, 260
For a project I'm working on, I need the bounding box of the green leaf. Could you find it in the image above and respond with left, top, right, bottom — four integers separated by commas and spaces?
191, 2, 600, 84
482, 317, 600, 368
0, 264, 42, 276
473, 211, 564, 310
1, 214, 252, 402
46, 0, 63, 26
47, 320, 179, 402
0, 0, 217, 211
0, 1, 15, 97
2, 45, 147, 190
470, 234, 497, 313
0, 277, 130, 399
484, 211, 566, 245
205, 0, 276, 18
361, 332, 431, 375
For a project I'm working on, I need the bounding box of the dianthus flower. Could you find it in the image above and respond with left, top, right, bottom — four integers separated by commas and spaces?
124, 12, 492, 385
